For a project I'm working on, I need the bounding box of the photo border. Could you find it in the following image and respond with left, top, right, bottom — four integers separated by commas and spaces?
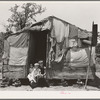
0, 0, 100, 99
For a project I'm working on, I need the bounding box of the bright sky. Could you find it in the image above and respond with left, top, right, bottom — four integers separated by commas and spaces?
0, 1, 100, 32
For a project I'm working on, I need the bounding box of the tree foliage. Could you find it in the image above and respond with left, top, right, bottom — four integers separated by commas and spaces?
7, 3, 46, 31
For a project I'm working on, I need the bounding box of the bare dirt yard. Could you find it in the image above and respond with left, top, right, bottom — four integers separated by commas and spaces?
0, 85, 100, 91
0, 81, 100, 91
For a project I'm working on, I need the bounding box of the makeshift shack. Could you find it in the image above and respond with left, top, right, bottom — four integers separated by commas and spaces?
2, 16, 95, 80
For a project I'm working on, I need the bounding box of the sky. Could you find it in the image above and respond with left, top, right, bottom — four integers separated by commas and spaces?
0, 1, 100, 32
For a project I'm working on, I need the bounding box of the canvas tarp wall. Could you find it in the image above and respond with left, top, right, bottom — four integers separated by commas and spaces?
3, 32, 29, 65
2, 32, 29, 79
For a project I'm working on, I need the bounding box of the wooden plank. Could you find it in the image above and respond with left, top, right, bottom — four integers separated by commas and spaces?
3, 71, 25, 79
3, 65, 24, 72
46, 66, 94, 79
3, 65, 26, 79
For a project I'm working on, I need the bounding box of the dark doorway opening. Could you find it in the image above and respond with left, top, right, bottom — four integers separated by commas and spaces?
28, 30, 48, 68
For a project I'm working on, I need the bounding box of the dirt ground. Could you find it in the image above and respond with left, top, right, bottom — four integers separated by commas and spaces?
0, 84, 100, 91
0, 73, 100, 91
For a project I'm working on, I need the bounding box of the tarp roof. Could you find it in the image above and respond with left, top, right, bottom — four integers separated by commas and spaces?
10, 16, 92, 37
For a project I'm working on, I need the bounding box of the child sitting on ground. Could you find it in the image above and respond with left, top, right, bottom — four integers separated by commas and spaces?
27, 63, 41, 89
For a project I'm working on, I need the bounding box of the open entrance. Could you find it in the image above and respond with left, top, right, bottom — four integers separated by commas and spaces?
28, 30, 48, 68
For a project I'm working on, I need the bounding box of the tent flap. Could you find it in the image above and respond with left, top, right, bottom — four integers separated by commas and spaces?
7, 32, 29, 48
9, 47, 28, 65
6, 32, 29, 65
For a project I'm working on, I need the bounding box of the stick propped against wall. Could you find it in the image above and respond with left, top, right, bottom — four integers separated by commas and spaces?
85, 22, 98, 89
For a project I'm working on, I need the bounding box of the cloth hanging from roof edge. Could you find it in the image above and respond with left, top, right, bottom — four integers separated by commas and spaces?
48, 18, 70, 68
50, 18, 69, 43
